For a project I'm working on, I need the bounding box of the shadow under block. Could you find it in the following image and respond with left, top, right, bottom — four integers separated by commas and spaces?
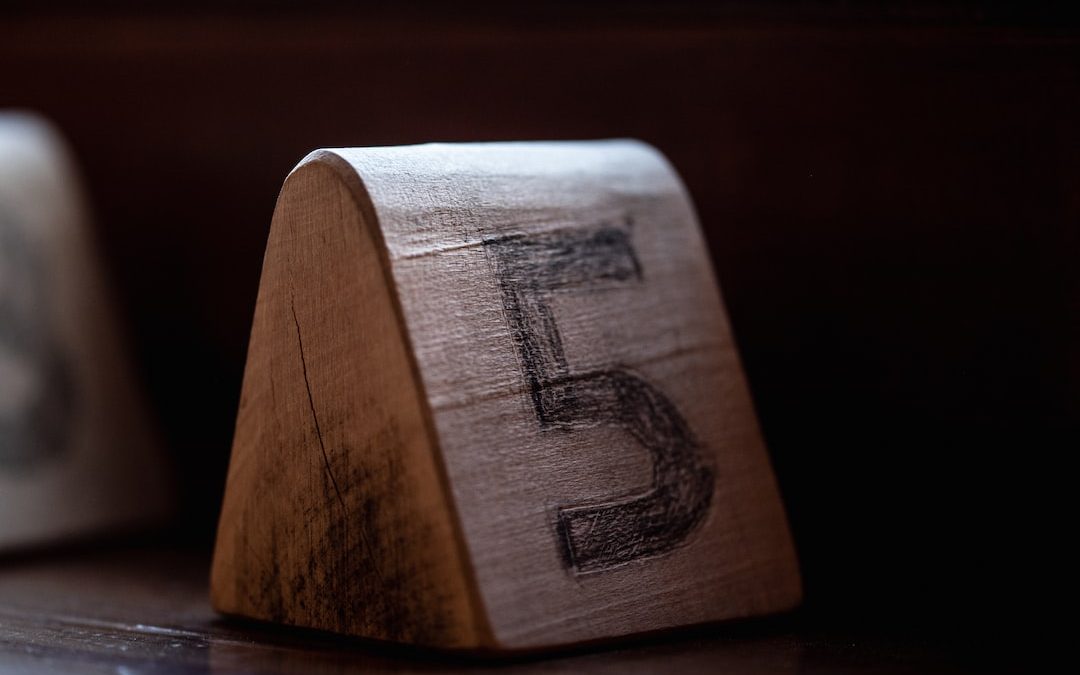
211, 141, 801, 650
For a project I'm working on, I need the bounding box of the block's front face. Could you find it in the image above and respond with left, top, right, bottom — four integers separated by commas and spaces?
338, 141, 801, 648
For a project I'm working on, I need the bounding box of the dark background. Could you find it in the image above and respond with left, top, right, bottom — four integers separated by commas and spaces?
3, 1, 1076, 651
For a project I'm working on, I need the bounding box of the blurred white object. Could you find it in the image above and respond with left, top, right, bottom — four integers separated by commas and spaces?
0, 112, 171, 549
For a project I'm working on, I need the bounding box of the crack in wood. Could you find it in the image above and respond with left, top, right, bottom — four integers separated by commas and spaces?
289, 296, 387, 587
290, 298, 346, 522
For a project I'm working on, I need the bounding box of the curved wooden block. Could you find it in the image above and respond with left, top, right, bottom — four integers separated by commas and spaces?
0, 112, 172, 548
211, 140, 800, 650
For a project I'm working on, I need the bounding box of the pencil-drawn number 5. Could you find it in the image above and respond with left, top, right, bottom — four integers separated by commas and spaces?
485, 224, 713, 574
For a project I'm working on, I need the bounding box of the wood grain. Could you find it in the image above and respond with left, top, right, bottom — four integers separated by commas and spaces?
211, 161, 485, 647
212, 141, 800, 649
0, 540, 1001, 674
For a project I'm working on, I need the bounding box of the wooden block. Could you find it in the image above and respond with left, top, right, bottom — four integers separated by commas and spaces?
0, 112, 172, 549
211, 140, 801, 650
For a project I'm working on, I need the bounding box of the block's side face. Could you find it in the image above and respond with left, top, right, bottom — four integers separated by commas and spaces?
210, 161, 483, 647
338, 141, 802, 648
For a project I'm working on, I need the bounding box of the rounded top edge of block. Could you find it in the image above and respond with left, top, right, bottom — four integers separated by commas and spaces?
290, 139, 671, 178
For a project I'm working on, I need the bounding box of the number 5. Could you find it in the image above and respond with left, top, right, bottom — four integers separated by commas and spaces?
485, 224, 714, 574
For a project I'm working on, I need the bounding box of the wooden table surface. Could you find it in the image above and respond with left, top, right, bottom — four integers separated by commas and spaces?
0, 539, 1003, 674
